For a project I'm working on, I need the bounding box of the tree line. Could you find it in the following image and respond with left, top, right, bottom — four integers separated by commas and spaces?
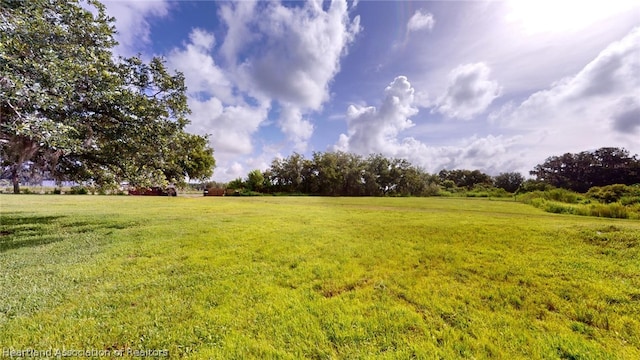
222, 147, 639, 196
530, 147, 639, 193
222, 151, 523, 196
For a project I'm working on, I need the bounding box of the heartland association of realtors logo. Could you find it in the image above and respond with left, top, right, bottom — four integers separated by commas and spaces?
2, 348, 169, 358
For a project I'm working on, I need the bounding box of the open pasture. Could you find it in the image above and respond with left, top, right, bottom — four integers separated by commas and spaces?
1, 195, 639, 359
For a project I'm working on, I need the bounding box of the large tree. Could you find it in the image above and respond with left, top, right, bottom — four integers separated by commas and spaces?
1, 0, 214, 193
530, 147, 640, 192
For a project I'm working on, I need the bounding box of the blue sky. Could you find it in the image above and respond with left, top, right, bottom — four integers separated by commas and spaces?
100, 0, 640, 181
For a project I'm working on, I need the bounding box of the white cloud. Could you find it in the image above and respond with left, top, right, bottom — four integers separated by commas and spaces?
338, 76, 417, 155
188, 98, 270, 157
489, 26, 640, 167
167, 29, 234, 103
216, 161, 245, 181
407, 10, 435, 33
505, 0, 639, 35
217, 0, 360, 151
235, 0, 361, 110
279, 105, 314, 152
219, 0, 258, 66
336, 76, 522, 174
611, 97, 640, 134
102, 0, 170, 56
189, 28, 215, 50
492, 27, 640, 131
436, 63, 502, 120
394, 135, 525, 174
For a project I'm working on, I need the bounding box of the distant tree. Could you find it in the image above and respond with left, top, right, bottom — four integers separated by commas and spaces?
530, 147, 640, 192
226, 178, 244, 190
364, 154, 393, 196
493, 172, 524, 193
438, 169, 492, 189
245, 169, 264, 192
258, 151, 450, 197
261, 171, 273, 193
395, 164, 429, 196
338, 152, 365, 196
268, 153, 306, 193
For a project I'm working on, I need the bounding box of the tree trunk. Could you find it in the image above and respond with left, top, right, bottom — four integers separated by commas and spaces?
12, 165, 20, 194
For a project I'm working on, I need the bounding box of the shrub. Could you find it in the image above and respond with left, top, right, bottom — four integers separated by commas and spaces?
587, 184, 635, 203
517, 180, 554, 193
620, 196, 640, 206
422, 183, 441, 196
547, 188, 580, 203
68, 186, 88, 195
488, 188, 511, 198
517, 189, 638, 219
588, 203, 628, 219
53, 188, 61, 194
529, 198, 545, 209
442, 180, 456, 190
466, 191, 489, 198
544, 202, 576, 215
517, 189, 581, 204
239, 190, 263, 196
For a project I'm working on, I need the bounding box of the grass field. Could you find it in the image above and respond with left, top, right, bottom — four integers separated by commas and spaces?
1, 195, 639, 359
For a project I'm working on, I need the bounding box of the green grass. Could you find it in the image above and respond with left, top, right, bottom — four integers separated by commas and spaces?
1, 195, 639, 359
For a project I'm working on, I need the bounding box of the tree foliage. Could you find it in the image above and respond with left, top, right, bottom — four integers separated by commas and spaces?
254, 151, 440, 197
245, 169, 265, 192
493, 172, 525, 193
0, 0, 215, 193
530, 147, 640, 193
438, 169, 493, 190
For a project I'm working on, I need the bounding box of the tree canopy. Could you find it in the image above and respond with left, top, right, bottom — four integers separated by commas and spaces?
1, 0, 215, 193
530, 147, 640, 193
223, 147, 640, 197
231, 151, 445, 197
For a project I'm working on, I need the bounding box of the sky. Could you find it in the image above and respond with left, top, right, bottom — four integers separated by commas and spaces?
100, 0, 640, 182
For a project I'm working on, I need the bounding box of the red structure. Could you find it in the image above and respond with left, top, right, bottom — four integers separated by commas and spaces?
204, 188, 225, 196
128, 186, 177, 196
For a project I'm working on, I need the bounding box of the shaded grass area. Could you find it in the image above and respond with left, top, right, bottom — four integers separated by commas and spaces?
0, 195, 639, 359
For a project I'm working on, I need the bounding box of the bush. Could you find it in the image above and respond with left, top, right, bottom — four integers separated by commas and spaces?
239, 190, 264, 196
544, 202, 576, 215
587, 184, 640, 204
517, 180, 554, 193
422, 183, 441, 196
53, 188, 61, 194
517, 189, 638, 219
588, 203, 628, 219
620, 196, 640, 206
547, 188, 580, 203
68, 186, 88, 195
517, 189, 581, 204
466, 192, 489, 198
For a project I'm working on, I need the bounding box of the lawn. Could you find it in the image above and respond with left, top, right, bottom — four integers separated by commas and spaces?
1, 195, 639, 359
